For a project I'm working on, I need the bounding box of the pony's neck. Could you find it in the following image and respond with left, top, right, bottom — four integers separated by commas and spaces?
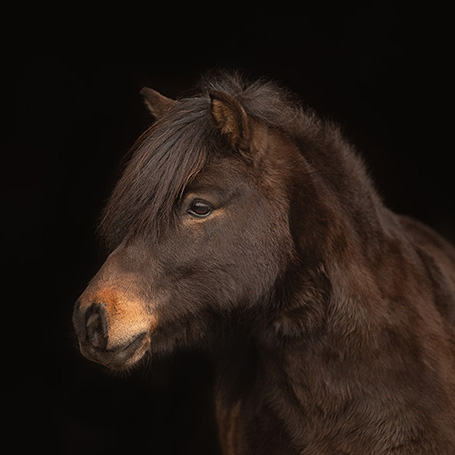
268, 128, 395, 349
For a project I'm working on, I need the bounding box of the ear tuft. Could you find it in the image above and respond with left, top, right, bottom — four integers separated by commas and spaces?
140, 87, 175, 118
209, 90, 250, 149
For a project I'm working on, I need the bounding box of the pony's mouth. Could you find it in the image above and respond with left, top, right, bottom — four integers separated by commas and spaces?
79, 332, 149, 370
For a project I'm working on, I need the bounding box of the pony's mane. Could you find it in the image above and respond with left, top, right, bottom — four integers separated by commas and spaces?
99, 72, 312, 249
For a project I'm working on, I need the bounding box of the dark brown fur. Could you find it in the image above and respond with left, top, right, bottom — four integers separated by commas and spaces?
73, 72, 455, 454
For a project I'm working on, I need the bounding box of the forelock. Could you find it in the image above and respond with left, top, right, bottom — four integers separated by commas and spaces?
99, 97, 215, 249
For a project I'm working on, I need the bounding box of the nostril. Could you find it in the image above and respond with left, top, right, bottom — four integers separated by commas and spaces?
73, 299, 86, 340
85, 303, 109, 350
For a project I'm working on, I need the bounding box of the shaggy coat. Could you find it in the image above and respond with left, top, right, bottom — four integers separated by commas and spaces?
73, 73, 455, 454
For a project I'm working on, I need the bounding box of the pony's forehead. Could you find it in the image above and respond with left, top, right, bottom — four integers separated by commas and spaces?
100, 74, 304, 249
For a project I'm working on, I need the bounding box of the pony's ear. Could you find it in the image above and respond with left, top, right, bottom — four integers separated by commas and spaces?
140, 87, 175, 118
209, 90, 250, 149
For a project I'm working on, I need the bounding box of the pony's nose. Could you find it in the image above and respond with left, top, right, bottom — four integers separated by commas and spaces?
84, 303, 109, 350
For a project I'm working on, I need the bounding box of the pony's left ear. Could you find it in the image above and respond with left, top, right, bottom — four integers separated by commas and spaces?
209, 90, 250, 150
140, 87, 175, 118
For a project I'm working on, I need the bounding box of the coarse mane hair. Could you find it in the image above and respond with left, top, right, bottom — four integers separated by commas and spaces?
99, 72, 336, 249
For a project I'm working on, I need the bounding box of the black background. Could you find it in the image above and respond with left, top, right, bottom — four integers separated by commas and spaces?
3, 4, 453, 454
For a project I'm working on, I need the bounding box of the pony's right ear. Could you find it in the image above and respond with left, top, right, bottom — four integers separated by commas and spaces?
209, 90, 250, 151
140, 87, 175, 118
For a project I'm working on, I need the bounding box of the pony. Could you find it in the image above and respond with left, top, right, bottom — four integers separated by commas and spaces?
73, 72, 455, 454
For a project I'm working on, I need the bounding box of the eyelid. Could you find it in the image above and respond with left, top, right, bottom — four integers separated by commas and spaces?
183, 192, 219, 209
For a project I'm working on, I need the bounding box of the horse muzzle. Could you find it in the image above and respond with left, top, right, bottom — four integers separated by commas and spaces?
72, 288, 156, 370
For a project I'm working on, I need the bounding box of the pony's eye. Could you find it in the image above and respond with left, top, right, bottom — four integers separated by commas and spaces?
188, 200, 212, 218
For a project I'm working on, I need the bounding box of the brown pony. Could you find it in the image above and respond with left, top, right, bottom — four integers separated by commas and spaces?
73, 72, 455, 454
